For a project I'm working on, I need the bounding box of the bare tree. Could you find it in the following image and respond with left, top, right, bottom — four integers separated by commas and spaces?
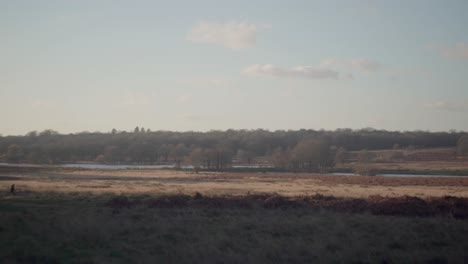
188, 148, 204, 171
236, 149, 256, 164
270, 147, 291, 169
102, 146, 120, 163
291, 138, 332, 172
334, 147, 348, 165
170, 144, 189, 168
457, 135, 468, 157
355, 149, 377, 176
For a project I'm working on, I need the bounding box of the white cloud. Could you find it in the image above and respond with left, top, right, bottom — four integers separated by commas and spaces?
440, 43, 468, 59
426, 101, 466, 112
319, 57, 426, 81
320, 58, 382, 72
187, 22, 261, 49
243, 64, 339, 80
317, 58, 339, 68
350, 58, 381, 72
243, 58, 385, 81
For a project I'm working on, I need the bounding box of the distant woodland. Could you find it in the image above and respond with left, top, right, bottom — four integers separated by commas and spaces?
1, 128, 467, 171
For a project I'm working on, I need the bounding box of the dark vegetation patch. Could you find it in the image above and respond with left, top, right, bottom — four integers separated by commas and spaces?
106, 193, 468, 218
2, 192, 468, 263
0, 176, 23, 181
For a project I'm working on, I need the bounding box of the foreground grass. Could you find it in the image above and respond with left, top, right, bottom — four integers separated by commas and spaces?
1, 193, 468, 263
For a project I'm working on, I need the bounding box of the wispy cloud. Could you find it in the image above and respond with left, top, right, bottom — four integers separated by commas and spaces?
242, 58, 415, 81
439, 43, 468, 59
178, 78, 228, 87
319, 57, 426, 80
350, 58, 382, 72
426, 101, 466, 112
320, 58, 382, 72
187, 22, 264, 50
243, 64, 339, 80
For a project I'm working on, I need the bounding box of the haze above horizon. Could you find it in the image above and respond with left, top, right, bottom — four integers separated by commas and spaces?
2, 0, 468, 136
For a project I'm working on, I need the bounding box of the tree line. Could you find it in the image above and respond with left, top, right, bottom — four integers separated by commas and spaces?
0, 128, 466, 171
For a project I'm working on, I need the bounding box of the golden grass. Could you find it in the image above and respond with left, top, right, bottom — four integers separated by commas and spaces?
1, 169, 468, 198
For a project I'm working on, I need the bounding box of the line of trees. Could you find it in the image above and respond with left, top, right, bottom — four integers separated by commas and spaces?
0, 128, 466, 171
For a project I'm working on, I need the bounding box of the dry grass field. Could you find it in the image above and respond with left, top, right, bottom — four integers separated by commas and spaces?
1, 167, 468, 198
2, 167, 468, 263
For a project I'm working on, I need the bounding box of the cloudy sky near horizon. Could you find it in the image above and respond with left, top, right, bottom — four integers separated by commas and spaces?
1, 0, 468, 135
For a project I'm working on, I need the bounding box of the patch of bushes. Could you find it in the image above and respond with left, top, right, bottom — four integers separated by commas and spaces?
105, 193, 468, 218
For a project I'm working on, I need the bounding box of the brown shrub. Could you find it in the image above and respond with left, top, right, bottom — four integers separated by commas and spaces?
324, 199, 368, 213
369, 196, 436, 217
426, 196, 468, 218
104, 193, 468, 218
262, 195, 302, 209
146, 195, 191, 208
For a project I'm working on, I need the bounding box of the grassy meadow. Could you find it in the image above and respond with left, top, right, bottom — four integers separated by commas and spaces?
1, 192, 468, 264
1, 168, 468, 198
1, 167, 468, 263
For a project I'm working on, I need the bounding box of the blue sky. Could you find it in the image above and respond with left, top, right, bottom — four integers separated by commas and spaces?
1, 0, 468, 135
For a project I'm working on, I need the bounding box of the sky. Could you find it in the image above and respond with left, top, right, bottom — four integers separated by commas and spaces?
1, 0, 468, 135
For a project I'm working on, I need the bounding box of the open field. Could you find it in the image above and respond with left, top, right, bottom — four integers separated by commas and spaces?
2, 167, 468, 263
1, 167, 468, 198
1, 192, 468, 264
